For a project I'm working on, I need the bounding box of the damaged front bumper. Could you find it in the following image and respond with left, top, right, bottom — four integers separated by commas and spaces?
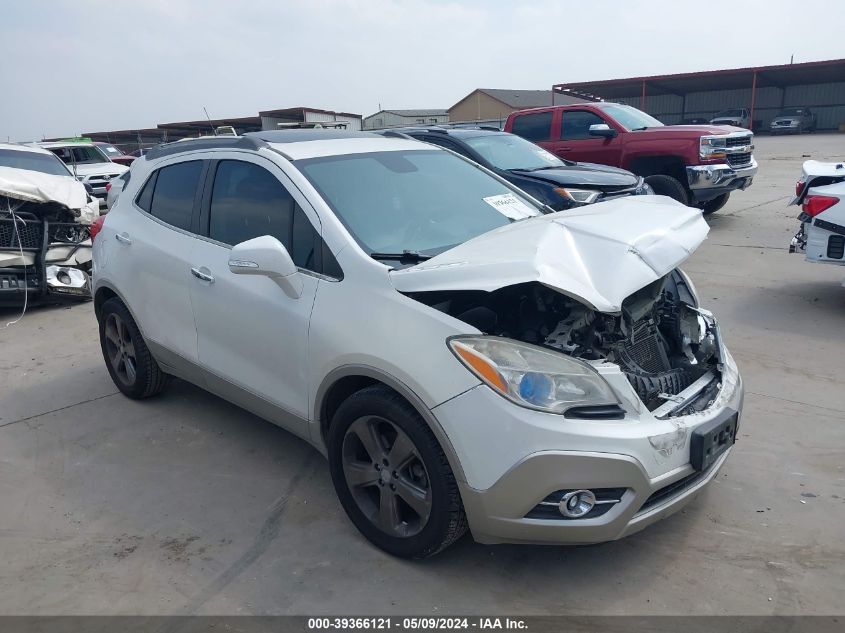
433, 348, 744, 545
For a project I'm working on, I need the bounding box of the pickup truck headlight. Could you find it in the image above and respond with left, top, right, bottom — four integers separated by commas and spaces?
448, 336, 619, 414
553, 187, 602, 204
700, 136, 727, 160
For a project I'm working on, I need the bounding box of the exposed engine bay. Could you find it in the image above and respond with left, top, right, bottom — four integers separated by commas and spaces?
409, 270, 723, 414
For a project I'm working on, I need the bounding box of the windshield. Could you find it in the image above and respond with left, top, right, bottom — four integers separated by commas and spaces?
298, 149, 541, 257
0, 149, 72, 177
465, 134, 564, 171
48, 145, 110, 165
98, 144, 123, 156
715, 110, 744, 117
777, 109, 804, 116
597, 104, 663, 130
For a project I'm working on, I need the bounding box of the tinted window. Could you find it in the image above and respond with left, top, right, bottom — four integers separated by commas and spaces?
209, 160, 324, 271
561, 111, 607, 140
510, 112, 553, 142
135, 173, 156, 212
148, 160, 203, 231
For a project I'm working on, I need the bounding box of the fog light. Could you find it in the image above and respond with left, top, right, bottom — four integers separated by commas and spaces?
558, 490, 596, 518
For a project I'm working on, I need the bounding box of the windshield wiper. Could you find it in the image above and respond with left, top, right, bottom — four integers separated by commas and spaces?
370, 250, 431, 263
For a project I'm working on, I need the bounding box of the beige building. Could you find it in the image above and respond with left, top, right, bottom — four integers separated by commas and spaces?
448, 89, 586, 125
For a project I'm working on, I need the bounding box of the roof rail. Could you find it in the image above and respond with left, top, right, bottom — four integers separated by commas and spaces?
374, 130, 414, 139
144, 135, 269, 161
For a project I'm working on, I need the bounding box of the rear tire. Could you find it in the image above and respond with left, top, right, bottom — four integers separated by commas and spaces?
328, 385, 467, 558
99, 298, 169, 399
701, 193, 730, 215
644, 174, 689, 205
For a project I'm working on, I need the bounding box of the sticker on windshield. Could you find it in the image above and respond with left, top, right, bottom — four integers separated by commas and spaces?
483, 193, 536, 220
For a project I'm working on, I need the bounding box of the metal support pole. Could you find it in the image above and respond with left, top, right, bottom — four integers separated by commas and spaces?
641, 80, 647, 110
749, 71, 758, 131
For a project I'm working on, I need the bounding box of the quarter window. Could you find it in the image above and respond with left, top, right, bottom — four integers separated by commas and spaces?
147, 160, 203, 231
510, 112, 553, 142
560, 111, 607, 140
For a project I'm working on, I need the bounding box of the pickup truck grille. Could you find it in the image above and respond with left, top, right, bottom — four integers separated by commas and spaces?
1, 218, 43, 250
727, 152, 752, 167
725, 135, 752, 147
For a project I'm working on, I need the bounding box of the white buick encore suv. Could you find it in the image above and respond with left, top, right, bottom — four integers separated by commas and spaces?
92, 130, 744, 558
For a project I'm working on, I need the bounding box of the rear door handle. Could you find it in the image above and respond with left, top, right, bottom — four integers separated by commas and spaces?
190, 267, 214, 283
115, 233, 132, 245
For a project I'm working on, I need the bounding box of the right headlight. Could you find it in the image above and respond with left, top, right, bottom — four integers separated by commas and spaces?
700, 135, 727, 160
448, 336, 619, 414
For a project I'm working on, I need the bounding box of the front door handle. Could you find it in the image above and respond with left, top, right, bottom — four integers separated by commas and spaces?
190, 267, 215, 283
115, 233, 132, 245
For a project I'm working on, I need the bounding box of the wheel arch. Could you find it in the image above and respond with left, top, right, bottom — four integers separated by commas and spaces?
314, 365, 468, 484
93, 282, 148, 339
628, 155, 688, 184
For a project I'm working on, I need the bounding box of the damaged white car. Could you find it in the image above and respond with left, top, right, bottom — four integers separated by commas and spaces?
1, 143, 99, 304
789, 160, 845, 280
93, 131, 744, 558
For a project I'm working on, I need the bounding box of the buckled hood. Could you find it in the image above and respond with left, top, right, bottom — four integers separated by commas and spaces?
390, 196, 709, 313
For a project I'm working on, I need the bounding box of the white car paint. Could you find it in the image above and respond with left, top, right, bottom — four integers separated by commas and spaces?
390, 195, 708, 313
790, 160, 845, 275
36, 142, 127, 206
93, 132, 743, 552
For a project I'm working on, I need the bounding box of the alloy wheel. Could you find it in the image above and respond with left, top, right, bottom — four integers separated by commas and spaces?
103, 312, 137, 386
341, 415, 432, 538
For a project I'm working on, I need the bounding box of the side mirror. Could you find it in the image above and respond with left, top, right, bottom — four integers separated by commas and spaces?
228, 235, 303, 299
589, 123, 617, 138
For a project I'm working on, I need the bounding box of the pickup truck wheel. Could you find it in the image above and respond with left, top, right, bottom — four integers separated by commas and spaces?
701, 193, 730, 215
99, 298, 169, 399
644, 175, 689, 205
328, 385, 468, 558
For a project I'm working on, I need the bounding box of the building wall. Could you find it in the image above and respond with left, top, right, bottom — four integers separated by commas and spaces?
449, 92, 517, 123
362, 112, 449, 130
304, 110, 363, 131
617, 81, 845, 129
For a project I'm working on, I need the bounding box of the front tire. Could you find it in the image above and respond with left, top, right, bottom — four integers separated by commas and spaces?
328, 385, 467, 558
701, 193, 730, 215
99, 298, 169, 399
644, 174, 689, 205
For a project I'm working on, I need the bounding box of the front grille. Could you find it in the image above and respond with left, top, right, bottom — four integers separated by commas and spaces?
827, 235, 845, 259
0, 218, 43, 250
727, 152, 752, 167
725, 135, 752, 147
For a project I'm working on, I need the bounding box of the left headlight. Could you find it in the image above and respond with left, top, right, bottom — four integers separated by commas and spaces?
448, 336, 619, 414
553, 187, 602, 205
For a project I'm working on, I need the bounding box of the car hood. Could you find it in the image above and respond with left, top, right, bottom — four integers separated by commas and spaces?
72, 163, 128, 177
631, 124, 748, 137
390, 195, 708, 314
0, 166, 98, 224
508, 162, 638, 189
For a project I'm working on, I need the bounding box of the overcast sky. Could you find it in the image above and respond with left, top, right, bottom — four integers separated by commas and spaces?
2, 0, 843, 141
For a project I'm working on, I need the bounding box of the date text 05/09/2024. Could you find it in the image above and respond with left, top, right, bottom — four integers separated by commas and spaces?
307, 617, 529, 630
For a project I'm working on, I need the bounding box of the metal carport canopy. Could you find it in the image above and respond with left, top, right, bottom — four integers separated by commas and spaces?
553, 58, 845, 100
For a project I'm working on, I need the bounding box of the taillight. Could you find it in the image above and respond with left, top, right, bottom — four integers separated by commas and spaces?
795, 179, 805, 197
801, 195, 838, 218
90, 215, 106, 241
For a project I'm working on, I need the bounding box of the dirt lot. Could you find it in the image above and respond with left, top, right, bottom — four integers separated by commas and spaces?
1, 134, 843, 616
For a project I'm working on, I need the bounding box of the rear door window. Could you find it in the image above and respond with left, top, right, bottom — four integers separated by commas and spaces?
510, 112, 553, 142
147, 160, 203, 231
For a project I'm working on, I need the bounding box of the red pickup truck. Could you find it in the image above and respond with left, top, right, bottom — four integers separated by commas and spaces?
504, 102, 757, 214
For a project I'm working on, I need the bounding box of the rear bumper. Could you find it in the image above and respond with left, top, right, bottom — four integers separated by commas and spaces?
687, 159, 757, 200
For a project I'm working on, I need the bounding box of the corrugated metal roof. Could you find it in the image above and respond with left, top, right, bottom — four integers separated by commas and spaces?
554, 58, 845, 99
